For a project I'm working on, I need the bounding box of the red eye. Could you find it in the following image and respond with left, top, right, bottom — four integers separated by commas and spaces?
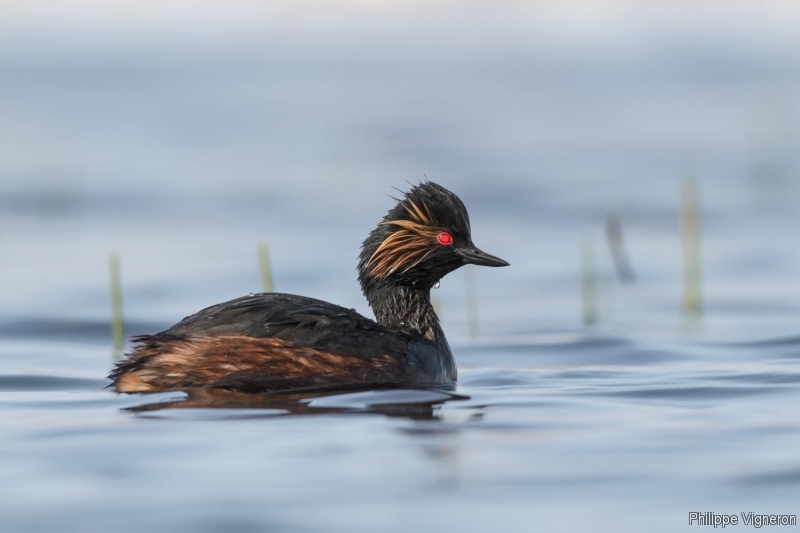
437, 232, 453, 245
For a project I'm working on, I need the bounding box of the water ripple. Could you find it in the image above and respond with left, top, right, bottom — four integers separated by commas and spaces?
0, 374, 107, 392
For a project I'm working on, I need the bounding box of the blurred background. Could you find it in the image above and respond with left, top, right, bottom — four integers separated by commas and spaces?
1, 0, 799, 341
2, 3, 800, 532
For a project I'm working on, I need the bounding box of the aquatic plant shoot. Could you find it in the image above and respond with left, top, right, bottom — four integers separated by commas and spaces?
109, 252, 124, 360
465, 266, 480, 341
256, 240, 274, 293
681, 180, 703, 317
582, 235, 598, 327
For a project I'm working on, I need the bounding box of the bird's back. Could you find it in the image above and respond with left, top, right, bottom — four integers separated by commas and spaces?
166, 293, 407, 357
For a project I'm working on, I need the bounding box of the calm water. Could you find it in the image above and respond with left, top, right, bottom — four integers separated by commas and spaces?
2, 3, 800, 531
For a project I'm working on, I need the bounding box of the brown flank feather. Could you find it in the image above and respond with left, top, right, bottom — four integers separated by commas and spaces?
112, 335, 400, 393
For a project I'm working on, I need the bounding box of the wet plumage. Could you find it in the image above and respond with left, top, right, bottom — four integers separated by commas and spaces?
110, 181, 508, 394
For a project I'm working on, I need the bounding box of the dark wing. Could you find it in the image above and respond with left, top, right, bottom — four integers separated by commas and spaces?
163, 293, 407, 360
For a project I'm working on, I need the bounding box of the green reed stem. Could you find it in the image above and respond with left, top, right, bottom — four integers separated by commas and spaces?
465, 266, 479, 341
257, 241, 274, 293
681, 180, 703, 316
109, 253, 124, 360
582, 235, 598, 327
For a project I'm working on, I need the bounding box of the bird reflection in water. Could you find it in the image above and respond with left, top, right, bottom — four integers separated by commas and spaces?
125, 385, 469, 421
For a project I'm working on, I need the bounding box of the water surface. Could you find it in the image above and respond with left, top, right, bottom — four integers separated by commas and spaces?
1, 3, 800, 531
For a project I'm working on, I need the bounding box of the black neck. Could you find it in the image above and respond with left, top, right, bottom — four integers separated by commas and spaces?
365, 284, 444, 342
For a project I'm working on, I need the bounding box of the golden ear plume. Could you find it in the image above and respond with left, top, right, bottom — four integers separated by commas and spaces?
367, 218, 443, 279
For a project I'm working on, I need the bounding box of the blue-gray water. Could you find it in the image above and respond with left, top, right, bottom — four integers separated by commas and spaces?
1, 3, 800, 532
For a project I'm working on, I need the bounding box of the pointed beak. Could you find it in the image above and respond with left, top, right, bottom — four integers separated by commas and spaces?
457, 246, 509, 267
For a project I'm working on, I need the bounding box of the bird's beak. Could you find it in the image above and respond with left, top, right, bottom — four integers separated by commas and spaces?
457, 247, 509, 267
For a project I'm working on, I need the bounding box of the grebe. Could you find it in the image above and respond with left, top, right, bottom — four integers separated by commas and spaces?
110, 182, 508, 393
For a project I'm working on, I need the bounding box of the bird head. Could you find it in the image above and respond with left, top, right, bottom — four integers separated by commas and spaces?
358, 181, 508, 294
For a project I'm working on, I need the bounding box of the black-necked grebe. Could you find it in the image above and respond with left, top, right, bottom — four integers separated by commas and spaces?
110, 181, 508, 393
